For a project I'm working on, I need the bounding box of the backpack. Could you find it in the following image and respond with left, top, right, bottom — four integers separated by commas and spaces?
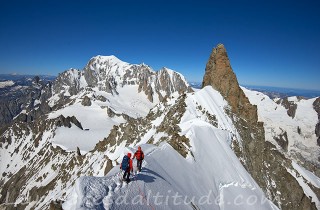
121, 155, 130, 171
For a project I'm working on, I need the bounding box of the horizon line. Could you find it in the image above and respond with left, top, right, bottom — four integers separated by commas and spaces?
1, 73, 319, 92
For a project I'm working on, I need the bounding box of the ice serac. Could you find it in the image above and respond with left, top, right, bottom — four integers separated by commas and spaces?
202, 43, 317, 210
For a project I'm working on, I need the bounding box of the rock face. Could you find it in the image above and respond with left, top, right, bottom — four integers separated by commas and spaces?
202, 44, 258, 124
314, 98, 320, 116
276, 97, 298, 118
0, 77, 53, 129
202, 44, 316, 210
81, 96, 91, 106
273, 130, 289, 151
314, 98, 320, 146
52, 69, 82, 96
0, 100, 22, 125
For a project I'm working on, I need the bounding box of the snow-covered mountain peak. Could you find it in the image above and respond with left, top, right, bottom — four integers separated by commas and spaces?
85, 55, 131, 79
89, 55, 129, 66
38, 55, 193, 153
50, 55, 192, 105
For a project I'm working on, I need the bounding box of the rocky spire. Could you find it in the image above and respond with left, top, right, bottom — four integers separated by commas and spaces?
202, 43, 257, 123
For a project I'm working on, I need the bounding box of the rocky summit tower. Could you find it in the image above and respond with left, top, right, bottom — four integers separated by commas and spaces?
202, 43, 257, 123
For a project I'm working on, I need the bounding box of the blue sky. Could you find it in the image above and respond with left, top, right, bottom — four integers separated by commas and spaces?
0, 0, 319, 90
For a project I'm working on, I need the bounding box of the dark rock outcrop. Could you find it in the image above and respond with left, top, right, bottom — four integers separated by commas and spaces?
76, 147, 82, 156
0, 100, 22, 125
316, 123, 320, 137
276, 97, 298, 118
314, 98, 320, 118
274, 131, 289, 151
202, 43, 316, 210
0, 166, 27, 207
96, 95, 107, 102
313, 98, 320, 146
49, 200, 63, 210
55, 115, 83, 130
106, 107, 118, 118
104, 159, 113, 176
81, 96, 91, 106
52, 69, 81, 96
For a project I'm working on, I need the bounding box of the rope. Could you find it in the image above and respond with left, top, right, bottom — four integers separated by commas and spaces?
119, 158, 156, 210
133, 173, 156, 210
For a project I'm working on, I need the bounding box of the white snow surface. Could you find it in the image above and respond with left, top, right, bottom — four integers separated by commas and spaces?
0, 80, 15, 88
242, 87, 319, 161
98, 85, 156, 118
64, 87, 278, 210
287, 165, 320, 208
48, 99, 125, 152
292, 161, 320, 188
47, 84, 156, 152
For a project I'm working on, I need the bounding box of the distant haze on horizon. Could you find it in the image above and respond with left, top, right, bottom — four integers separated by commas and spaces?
0, 0, 319, 90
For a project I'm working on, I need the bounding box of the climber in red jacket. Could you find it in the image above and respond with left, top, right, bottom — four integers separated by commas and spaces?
120, 152, 133, 182
133, 146, 144, 172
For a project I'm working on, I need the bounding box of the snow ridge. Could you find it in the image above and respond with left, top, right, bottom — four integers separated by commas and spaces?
63, 87, 278, 210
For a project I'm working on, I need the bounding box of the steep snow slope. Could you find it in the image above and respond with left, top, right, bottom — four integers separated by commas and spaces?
63, 87, 278, 210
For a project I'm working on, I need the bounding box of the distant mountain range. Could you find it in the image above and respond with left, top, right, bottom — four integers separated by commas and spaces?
2, 74, 319, 99
0, 74, 55, 99
0, 73, 56, 81
243, 85, 320, 99
189, 82, 320, 99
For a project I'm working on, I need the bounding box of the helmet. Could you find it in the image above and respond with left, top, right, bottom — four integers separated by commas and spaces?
127, 152, 132, 158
